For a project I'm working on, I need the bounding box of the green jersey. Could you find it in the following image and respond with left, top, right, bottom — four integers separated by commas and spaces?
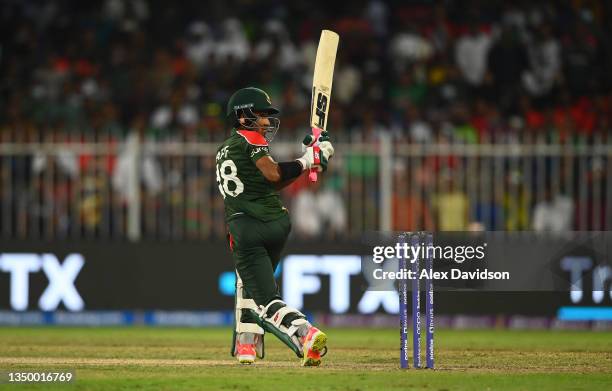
215, 128, 286, 222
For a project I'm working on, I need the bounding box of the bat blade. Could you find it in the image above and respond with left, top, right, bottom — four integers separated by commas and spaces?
309, 30, 339, 182
310, 30, 339, 130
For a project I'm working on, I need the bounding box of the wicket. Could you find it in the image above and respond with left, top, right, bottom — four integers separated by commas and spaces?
399, 232, 434, 369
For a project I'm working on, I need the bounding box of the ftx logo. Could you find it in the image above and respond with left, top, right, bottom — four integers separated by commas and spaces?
282, 255, 399, 314
0, 253, 85, 311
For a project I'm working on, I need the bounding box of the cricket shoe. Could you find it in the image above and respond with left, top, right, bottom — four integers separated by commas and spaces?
236, 342, 257, 365
301, 326, 327, 367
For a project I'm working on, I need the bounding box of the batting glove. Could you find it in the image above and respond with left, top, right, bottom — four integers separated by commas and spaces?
297, 131, 334, 172
302, 130, 331, 150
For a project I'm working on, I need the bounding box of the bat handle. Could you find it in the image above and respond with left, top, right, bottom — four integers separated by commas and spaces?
309, 127, 322, 182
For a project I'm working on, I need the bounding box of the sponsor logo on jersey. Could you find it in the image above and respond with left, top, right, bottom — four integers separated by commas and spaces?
250, 147, 269, 158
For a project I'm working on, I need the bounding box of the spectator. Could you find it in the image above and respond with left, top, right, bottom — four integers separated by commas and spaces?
392, 161, 434, 231
562, 21, 601, 97
150, 91, 199, 129
503, 171, 530, 231
334, 56, 362, 106
215, 18, 250, 64
522, 24, 561, 97
291, 176, 347, 239
532, 187, 573, 232
112, 117, 163, 203
433, 174, 469, 231
404, 105, 433, 143
487, 25, 529, 112
431, 64, 469, 109
79, 156, 111, 234
454, 24, 492, 87
253, 20, 301, 71
186, 21, 215, 70
389, 27, 434, 67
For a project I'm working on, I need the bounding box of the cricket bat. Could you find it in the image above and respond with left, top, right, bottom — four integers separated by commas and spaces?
309, 30, 339, 182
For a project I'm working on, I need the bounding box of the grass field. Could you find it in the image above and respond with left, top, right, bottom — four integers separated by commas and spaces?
0, 327, 611, 390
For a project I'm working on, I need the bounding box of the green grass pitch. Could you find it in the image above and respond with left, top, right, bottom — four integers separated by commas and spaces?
0, 327, 610, 390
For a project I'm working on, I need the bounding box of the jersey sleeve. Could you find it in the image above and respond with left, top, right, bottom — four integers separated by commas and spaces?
235, 130, 271, 163
248, 144, 271, 163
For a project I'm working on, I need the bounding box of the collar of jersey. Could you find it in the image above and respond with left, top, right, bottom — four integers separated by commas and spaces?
234, 128, 268, 146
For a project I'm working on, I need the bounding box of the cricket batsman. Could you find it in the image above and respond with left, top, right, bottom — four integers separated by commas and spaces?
216, 87, 334, 366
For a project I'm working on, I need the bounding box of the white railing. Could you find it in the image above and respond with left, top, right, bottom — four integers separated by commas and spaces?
1, 135, 610, 240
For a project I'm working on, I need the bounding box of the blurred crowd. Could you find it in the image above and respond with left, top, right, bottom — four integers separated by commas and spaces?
1, 0, 611, 240
2, 0, 612, 143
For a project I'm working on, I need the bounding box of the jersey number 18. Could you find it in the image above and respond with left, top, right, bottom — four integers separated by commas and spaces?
216, 160, 244, 198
